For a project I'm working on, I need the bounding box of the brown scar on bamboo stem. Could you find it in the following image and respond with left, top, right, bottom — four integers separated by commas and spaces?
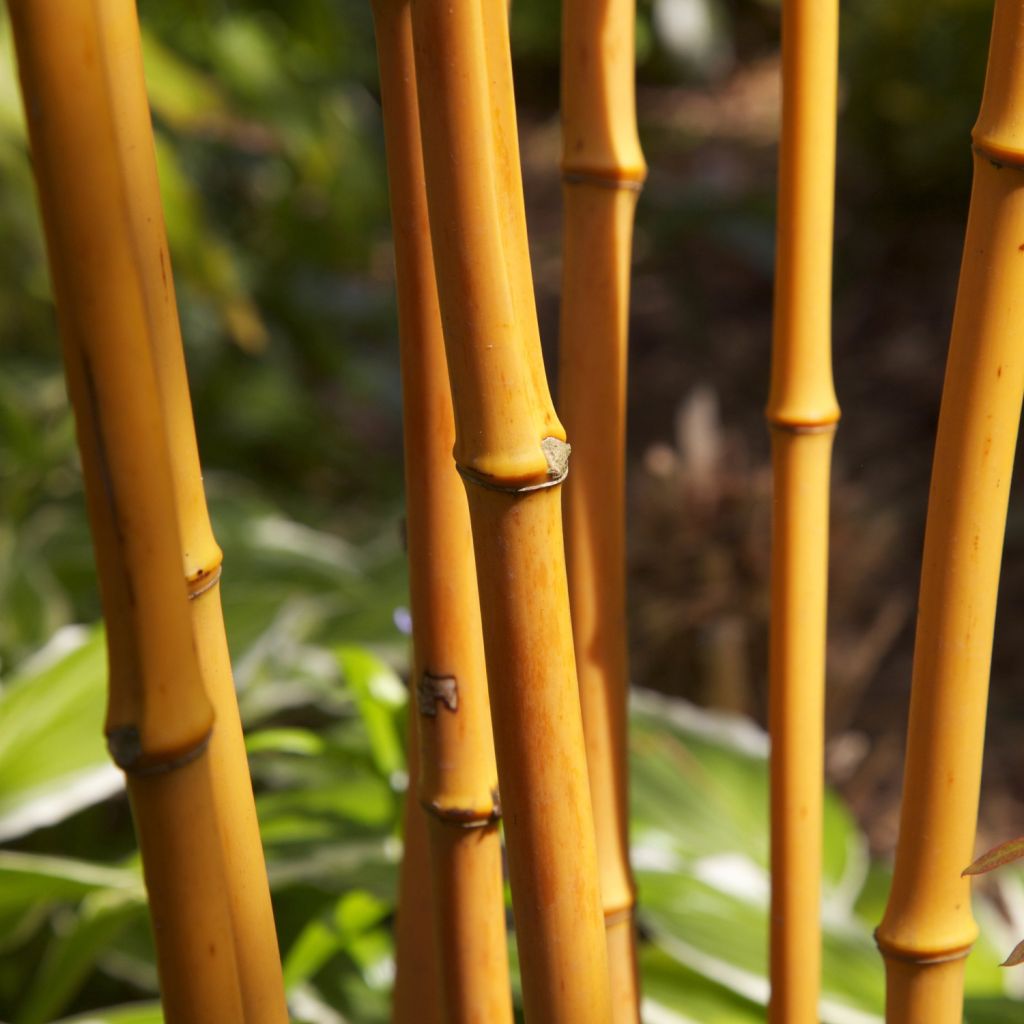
418, 672, 458, 716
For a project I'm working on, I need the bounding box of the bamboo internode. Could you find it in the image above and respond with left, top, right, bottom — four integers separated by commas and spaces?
372, 2, 512, 1020
559, 0, 646, 1018
409, 0, 613, 1018
876, 2, 1024, 1018
7, 0, 248, 1016
765, 0, 840, 1020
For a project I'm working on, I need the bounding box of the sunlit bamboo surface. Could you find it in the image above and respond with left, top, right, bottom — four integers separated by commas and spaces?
409, 0, 613, 1018
876, 1, 1024, 1019
559, 0, 646, 1018
8, 0, 250, 1017
765, 0, 840, 1020
373, 2, 513, 1021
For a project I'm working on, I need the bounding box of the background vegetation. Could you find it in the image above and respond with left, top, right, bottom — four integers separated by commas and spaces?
1, 0, 1023, 1020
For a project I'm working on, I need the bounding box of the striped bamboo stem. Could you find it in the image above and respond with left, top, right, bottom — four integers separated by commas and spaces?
372, 2, 513, 1021
876, 2, 1024, 1017
8, 1, 248, 1017
409, 0, 613, 1018
765, 0, 840, 1020
559, 0, 646, 1017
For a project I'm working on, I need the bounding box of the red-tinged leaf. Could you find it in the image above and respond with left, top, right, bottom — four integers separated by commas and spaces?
1002, 939, 1024, 968
963, 836, 1024, 876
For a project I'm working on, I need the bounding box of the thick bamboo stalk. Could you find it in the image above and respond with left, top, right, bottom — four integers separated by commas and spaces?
765, 0, 840, 1020
8, 1, 245, 1018
372, 3, 512, 1020
97, 4, 288, 1019
876, 3, 1024, 1018
409, 0, 613, 1019
559, 0, 645, 1018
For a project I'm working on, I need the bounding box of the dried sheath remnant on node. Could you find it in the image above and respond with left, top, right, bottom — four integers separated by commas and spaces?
418, 672, 458, 716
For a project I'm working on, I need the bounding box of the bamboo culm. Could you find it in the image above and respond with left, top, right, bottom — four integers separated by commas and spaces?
372, 2, 513, 1021
558, 0, 646, 1017
765, 0, 840, 1020
876, 1, 1024, 1018
409, 0, 613, 1018
7, 1, 248, 1017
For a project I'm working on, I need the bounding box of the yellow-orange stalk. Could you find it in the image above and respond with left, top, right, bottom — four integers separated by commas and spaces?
8, 0, 248, 1017
409, 0, 613, 1019
391, 716, 444, 1024
559, 0, 645, 1017
372, 2, 512, 1021
97, 4, 287, 1018
876, 2, 1024, 1018
765, 0, 840, 1020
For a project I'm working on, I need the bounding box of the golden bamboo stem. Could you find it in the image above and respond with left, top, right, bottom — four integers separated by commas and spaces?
391, 716, 444, 1024
559, 0, 645, 1018
876, 3, 1024, 1018
97, 4, 288, 1018
765, 0, 839, 1020
372, 3, 512, 1021
409, 0, 613, 1018
8, 1, 246, 1017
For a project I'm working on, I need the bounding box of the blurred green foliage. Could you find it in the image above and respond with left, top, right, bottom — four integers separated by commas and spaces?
0, 0, 1020, 1020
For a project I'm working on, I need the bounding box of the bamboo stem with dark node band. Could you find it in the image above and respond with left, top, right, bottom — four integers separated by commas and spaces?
877, 2, 1024, 1018
558, 0, 646, 1018
409, 0, 613, 1018
372, 2, 513, 1021
765, 0, 840, 1020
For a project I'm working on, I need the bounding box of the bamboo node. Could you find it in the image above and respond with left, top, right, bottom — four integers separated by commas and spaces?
107, 724, 213, 775
417, 672, 458, 716
874, 929, 974, 966
187, 563, 223, 601
562, 169, 645, 192
456, 437, 571, 494
972, 138, 1024, 171
421, 796, 502, 829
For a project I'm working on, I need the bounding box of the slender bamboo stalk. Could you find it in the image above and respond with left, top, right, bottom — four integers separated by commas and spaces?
391, 716, 444, 1024
765, 0, 840, 1020
372, 3, 512, 1020
559, 0, 645, 1018
8, 1, 245, 1018
97, 4, 288, 1018
876, 3, 1024, 1017
409, 0, 613, 1019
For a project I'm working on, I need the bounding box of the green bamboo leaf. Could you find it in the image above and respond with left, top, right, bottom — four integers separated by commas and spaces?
964, 837, 1024, 876
0, 628, 121, 841
53, 1004, 162, 1024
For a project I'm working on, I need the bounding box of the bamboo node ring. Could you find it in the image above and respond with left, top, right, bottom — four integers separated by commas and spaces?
456, 437, 571, 494
562, 169, 645, 192
107, 725, 213, 775
420, 795, 502, 829
186, 563, 223, 601
874, 929, 974, 966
